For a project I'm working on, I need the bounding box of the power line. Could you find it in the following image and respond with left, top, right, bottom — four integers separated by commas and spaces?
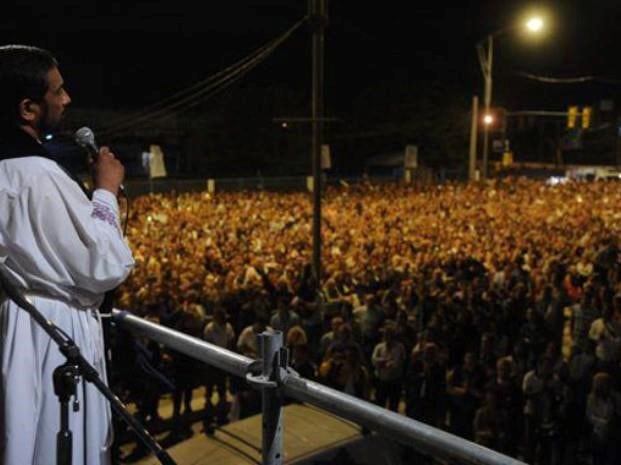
99, 16, 307, 136
517, 71, 621, 85
98, 15, 308, 137
98, 40, 276, 133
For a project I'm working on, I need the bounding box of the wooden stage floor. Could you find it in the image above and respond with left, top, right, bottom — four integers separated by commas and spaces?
134, 403, 363, 464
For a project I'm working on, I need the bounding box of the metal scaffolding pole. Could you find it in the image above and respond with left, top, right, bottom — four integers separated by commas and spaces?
252, 332, 286, 465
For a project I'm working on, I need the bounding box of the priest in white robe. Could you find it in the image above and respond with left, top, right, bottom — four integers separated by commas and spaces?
0, 45, 134, 465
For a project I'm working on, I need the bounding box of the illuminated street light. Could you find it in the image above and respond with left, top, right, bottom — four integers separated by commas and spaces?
483, 114, 494, 125
476, 13, 547, 179
526, 16, 544, 33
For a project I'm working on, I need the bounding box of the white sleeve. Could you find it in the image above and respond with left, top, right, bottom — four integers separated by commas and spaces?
0, 163, 134, 301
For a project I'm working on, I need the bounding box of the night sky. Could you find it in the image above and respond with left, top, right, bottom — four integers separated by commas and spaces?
2, 0, 621, 175
3, 0, 620, 111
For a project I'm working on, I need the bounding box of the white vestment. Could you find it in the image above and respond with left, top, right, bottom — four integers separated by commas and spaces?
0, 156, 134, 465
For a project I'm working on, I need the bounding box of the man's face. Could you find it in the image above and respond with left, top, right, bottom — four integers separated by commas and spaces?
36, 67, 71, 135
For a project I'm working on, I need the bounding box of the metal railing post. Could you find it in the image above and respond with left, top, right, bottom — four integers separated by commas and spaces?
245, 331, 288, 465
261, 331, 284, 465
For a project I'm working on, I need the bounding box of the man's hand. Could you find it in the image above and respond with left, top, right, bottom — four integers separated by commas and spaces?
92, 146, 124, 196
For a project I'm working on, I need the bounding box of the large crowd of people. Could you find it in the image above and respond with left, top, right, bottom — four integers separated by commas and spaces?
115, 178, 621, 465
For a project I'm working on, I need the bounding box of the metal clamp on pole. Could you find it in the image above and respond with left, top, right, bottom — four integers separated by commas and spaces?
245, 330, 289, 465
245, 331, 291, 389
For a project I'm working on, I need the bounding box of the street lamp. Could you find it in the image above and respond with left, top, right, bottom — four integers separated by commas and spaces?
476, 15, 545, 179
526, 17, 544, 33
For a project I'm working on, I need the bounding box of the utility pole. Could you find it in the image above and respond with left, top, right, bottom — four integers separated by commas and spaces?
310, 0, 327, 292
469, 96, 479, 181
481, 35, 493, 180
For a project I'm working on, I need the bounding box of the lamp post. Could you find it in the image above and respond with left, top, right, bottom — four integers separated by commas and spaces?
476, 15, 544, 179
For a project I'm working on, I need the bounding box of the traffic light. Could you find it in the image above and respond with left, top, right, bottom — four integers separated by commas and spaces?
567, 106, 578, 128
582, 106, 592, 129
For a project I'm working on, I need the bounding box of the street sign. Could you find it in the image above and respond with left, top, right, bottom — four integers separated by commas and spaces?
404, 145, 418, 168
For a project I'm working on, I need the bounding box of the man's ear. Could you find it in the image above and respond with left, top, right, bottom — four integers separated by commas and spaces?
18, 98, 40, 123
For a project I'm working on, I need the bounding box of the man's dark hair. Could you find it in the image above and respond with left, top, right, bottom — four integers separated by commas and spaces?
0, 45, 58, 127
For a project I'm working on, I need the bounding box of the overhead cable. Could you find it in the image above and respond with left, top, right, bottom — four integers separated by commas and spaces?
98, 15, 308, 137
517, 71, 621, 85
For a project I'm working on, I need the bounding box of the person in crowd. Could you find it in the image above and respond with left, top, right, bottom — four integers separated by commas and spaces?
354, 293, 386, 360
586, 372, 618, 465
202, 305, 235, 426
446, 352, 484, 440
167, 305, 205, 440
233, 313, 270, 420
286, 324, 308, 350
296, 297, 323, 354
319, 316, 344, 361
589, 305, 621, 373
522, 354, 570, 465
270, 297, 301, 335
572, 286, 600, 352
405, 342, 446, 427
519, 308, 549, 369
371, 323, 406, 411
291, 343, 317, 380
522, 355, 552, 463
394, 309, 417, 356
237, 312, 271, 358
319, 343, 370, 399
486, 357, 522, 455
473, 389, 505, 449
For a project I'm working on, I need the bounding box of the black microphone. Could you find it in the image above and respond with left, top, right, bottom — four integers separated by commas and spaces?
74, 126, 125, 194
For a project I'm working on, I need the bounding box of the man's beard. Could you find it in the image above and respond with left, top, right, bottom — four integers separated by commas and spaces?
37, 102, 63, 135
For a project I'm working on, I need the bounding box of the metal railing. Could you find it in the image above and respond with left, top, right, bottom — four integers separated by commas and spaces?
113, 310, 527, 465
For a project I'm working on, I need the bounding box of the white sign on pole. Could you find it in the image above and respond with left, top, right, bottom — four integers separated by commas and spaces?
404, 145, 418, 169
148, 145, 168, 179
321, 144, 332, 170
